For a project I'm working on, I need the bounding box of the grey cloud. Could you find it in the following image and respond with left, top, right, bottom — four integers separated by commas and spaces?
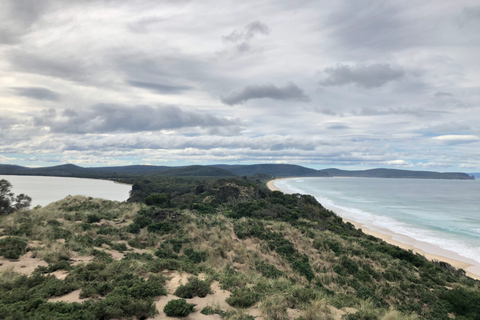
11, 87, 59, 101
223, 20, 270, 43
320, 63, 404, 88
8, 51, 91, 83
221, 82, 310, 105
435, 91, 453, 97
0, 0, 50, 44
128, 80, 192, 94
459, 6, 480, 25
326, 1, 411, 52
32, 104, 241, 134
222, 20, 270, 55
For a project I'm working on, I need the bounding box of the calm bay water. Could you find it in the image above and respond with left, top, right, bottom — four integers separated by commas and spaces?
274, 177, 480, 266
0, 175, 132, 207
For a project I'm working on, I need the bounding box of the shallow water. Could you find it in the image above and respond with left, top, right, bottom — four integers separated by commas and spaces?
0, 175, 131, 207
274, 177, 480, 265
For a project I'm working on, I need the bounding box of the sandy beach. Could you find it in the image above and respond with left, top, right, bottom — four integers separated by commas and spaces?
267, 178, 480, 280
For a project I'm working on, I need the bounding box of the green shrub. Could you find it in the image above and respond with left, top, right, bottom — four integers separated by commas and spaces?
133, 215, 152, 228
184, 248, 208, 263
111, 243, 127, 252
174, 277, 211, 298
226, 288, 259, 308
147, 221, 174, 234
0, 236, 28, 259
86, 214, 101, 223
163, 299, 195, 317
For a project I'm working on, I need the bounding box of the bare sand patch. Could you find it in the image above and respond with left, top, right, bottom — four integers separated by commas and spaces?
48, 289, 85, 303
0, 253, 48, 275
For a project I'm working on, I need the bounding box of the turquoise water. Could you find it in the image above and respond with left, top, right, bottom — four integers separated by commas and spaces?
0, 175, 132, 207
274, 177, 480, 266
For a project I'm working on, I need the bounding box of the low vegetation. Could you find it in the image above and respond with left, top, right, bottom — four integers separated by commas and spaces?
0, 175, 479, 319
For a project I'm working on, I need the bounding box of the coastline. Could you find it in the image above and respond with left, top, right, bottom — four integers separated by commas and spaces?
267, 178, 480, 280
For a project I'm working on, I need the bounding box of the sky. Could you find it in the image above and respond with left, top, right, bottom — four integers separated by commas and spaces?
1, 0, 479, 172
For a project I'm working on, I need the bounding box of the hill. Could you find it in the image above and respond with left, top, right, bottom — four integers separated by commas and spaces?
1, 176, 479, 319
0, 163, 474, 180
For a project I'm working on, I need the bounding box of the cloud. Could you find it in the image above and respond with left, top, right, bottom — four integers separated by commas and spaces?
432, 135, 480, 144
11, 87, 59, 101
223, 20, 270, 43
128, 80, 192, 94
32, 104, 241, 134
0, 0, 50, 44
221, 82, 310, 105
434, 91, 453, 97
459, 6, 480, 25
319, 63, 405, 88
221, 20, 270, 55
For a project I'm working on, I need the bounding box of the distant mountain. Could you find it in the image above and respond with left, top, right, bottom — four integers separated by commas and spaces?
212, 164, 329, 177
0, 163, 474, 180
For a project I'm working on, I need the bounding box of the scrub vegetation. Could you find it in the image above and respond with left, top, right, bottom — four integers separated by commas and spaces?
0, 175, 479, 319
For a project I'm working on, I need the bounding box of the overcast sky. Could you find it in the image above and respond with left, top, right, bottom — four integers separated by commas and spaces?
1, 0, 479, 172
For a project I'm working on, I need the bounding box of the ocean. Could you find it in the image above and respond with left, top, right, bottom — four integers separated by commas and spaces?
274, 177, 480, 273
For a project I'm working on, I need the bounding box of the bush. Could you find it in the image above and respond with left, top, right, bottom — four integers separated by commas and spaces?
0, 236, 28, 259
174, 277, 211, 298
86, 214, 101, 223
163, 299, 195, 317
226, 288, 259, 308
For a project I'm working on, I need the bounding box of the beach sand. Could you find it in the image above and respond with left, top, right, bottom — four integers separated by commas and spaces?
267, 178, 480, 280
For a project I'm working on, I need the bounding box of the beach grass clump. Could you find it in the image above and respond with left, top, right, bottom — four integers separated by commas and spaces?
260, 293, 289, 320
226, 287, 260, 308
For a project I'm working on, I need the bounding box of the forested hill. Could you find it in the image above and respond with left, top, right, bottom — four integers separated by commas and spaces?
0, 163, 474, 180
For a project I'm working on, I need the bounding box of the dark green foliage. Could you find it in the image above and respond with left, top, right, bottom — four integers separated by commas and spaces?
147, 221, 174, 234
127, 237, 147, 249
93, 236, 112, 247
154, 248, 178, 259
145, 258, 200, 274
86, 214, 101, 223
163, 299, 195, 317
201, 305, 225, 316
133, 215, 153, 228
226, 287, 259, 308
127, 222, 141, 234
145, 193, 171, 207
122, 252, 154, 261
440, 288, 480, 319
110, 242, 127, 252
174, 277, 211, 298
254, 260, 284, 279
184, 248, 208, 263
286, 286, 320, 308
0, 179, 31, 215
0, 236, 28, 259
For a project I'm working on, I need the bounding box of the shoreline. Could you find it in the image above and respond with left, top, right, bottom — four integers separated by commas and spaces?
267, 177, 480, 280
